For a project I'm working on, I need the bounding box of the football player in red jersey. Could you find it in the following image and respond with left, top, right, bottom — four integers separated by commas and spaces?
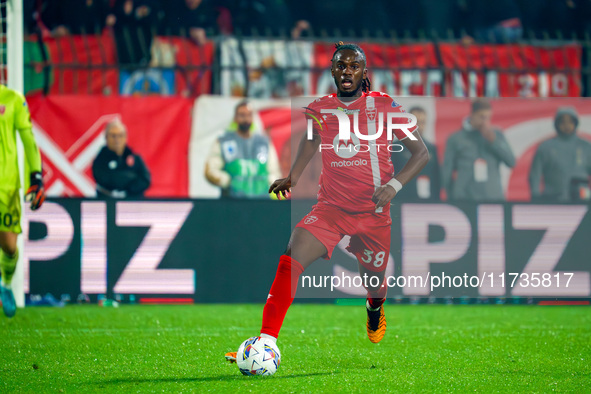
226, 42, 429, 362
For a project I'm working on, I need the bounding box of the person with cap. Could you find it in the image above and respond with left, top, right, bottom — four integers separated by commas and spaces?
529, 107, 591, 202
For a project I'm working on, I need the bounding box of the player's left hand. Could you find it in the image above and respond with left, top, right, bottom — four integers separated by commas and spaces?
26, 172, 46, 211
372, 185, 397, 209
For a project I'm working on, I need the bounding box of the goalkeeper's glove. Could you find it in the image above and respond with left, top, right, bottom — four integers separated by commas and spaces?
26, 172, 46, 211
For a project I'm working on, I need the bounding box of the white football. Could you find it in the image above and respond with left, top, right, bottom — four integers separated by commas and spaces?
236, 336, 281, 376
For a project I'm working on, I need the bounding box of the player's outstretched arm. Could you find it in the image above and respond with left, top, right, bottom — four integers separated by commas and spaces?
373, 130, 429, 208
269, 132, 321, 198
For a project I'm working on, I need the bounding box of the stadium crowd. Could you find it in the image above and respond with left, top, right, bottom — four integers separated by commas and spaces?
6, 1, 590, 205
20, 0, 591, 40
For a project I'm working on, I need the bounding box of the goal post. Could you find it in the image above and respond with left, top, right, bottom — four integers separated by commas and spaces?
4, 0, 26, 308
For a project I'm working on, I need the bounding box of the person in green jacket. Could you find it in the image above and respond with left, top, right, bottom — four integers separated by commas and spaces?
205, 100, 280, 199
442, 99, 515, 202
0, 85, 46, 318
529, 107, 591, 202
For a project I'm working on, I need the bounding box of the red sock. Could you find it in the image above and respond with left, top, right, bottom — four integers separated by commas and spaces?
261, 255, 304, 339
367, 277, 387, 309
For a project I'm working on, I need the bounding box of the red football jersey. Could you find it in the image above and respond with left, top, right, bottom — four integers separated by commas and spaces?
306, 91, 416, 214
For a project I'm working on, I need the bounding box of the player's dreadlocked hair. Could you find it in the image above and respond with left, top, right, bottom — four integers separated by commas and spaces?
331, 41, 371, 93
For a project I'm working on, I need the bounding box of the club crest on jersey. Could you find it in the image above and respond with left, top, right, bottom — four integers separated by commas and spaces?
365, 107, 377, 121
304, 215, 318, 224
0, 105, 5, 115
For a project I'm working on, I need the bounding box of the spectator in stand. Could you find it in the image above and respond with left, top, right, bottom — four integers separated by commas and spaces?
541, 0, 591, 37
108, 0, 162, 66
41, 0, 110, 36
230, 0, 291, 36
160, 0, 219, 45
287, 0, 459, 39
580, 0, 591, 36
460, 0, 523, 43
516, 0, 578, 38
205, 101, 281, 199
392, 107, 441, 201
442, 99, 515, 202
23, 0, 39, 35
372, 0, 459, 38
92, 119, 151, 199
529, 107, 591, 202
286, 0, 358, 38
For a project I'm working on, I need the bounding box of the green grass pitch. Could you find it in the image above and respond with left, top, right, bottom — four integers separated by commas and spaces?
1, 304, 590, 392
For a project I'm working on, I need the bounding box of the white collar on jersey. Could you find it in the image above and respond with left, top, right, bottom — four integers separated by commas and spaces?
335, 92, 367, 107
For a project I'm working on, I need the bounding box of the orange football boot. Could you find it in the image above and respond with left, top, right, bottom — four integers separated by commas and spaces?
225, 352, 237, 363
366, 301, 387, 343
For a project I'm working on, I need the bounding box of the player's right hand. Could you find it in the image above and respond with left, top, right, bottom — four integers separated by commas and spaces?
26, 172, 46, 211
269, 176, 292, 199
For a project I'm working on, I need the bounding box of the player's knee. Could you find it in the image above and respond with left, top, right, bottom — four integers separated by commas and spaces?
285, 243, 309, 265
284, 244, 313, 268
0, 232, 18, 255
1, 243, 17, 256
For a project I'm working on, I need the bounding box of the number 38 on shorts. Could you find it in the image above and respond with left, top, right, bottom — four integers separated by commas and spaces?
361, 250, 386, 268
